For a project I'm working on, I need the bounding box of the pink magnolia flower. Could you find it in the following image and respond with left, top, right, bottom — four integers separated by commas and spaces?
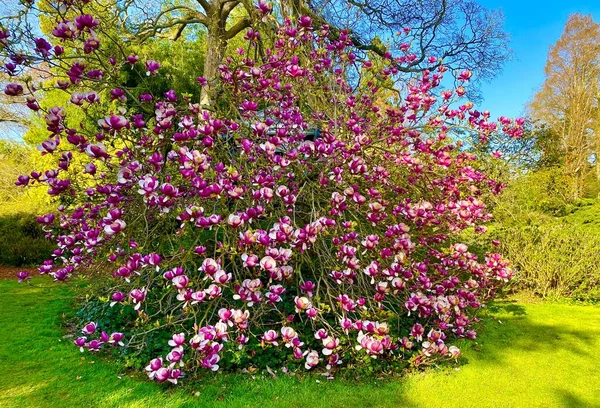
145, 60, 160, 76
109, 332, 125, 346
241, 253, 259, 267
81, 322, 97, 335
259, 255, 277, 272
262, 329, 279, 346
4, 83, 23, 96
172, 275, 190, 290
167, 347, 184, 366
322, 336, 340, 355
98, 115, 129, 132
304, 350, 319, 370
294, 296, 311, 312
129, 287, 147, 310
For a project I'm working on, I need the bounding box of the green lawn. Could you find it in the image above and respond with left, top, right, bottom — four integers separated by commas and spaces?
1, 279, 599, 408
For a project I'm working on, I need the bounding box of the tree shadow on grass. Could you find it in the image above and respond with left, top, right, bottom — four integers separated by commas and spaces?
4, 279, 599, 408
471, 303, 599, 365
486, 300, 527, 316
555, 389, 595, 408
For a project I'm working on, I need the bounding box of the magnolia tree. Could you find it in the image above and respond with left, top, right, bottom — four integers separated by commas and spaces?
4, 1, 522, 384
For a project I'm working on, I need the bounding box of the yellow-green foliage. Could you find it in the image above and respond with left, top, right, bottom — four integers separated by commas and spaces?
0, 141, 51, 215
492, 169, 600, 300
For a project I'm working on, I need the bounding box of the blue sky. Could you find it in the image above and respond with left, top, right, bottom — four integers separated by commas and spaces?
477, 0, 600, 119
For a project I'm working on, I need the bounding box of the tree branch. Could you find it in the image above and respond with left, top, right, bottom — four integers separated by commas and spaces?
225, 17, 251, 40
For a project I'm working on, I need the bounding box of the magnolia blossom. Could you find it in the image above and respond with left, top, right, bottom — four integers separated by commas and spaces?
16, 270, 30, 283
129, 287, 147, 310
81, 322, 97, 335
104, 219, 126, 236
305, 350, 320, 370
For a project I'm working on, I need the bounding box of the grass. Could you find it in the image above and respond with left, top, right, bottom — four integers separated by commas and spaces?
1, 280, 599, 408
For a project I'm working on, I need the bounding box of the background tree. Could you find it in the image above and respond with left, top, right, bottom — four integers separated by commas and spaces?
528, 14, 600, 199
281, 0, 511, 94
111, 0, 511, 103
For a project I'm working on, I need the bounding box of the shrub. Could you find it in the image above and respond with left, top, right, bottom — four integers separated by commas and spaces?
495, 222, 600, 301
0, 213, 54, 266
4, 6, 522, 383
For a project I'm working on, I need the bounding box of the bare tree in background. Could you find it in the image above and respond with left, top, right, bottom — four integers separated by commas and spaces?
282, 0, 510, 90
1, 0, 510, 107
118, 0, 510, 102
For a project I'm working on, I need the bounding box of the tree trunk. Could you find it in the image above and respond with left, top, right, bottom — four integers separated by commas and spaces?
201, 21, 228, 107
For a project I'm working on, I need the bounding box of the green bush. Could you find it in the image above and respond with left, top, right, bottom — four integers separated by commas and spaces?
494, 222, 600, 301
0, 213, 55, 267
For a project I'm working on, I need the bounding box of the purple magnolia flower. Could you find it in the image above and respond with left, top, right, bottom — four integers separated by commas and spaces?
0, 28, 9, 45
127, 55, 139, 65
132, 114, 145, 128
256, 0, 273, 15
201, 353, 220, 371
4, 83, 23, 96
169, 369, 182, 384
74, 14, 99, 31
110, 88, 126, 102
164, 89, 177, 102
146, 358, 172, 381
110, 291, 125, 306
83, 35, 101, 54
166, 348, 184, 366
86, 69, 103, 80
145, 60, 160, 76
74, 336, 87, 352
299, 281, 316, 296
37, 137, 59, 155
109, 332, 125, 346
34, 38, 52, 56
138, 175, 159, 195
14, 175, 30, 187
82, 322, 97, 335
16, 270, 30, 283
4, 62, 17, 75
87, 339, 103, 352
52, 20, 76, 40
83, 163, 97, 175
85, 143, 109, 159
298, 16, 312, 28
